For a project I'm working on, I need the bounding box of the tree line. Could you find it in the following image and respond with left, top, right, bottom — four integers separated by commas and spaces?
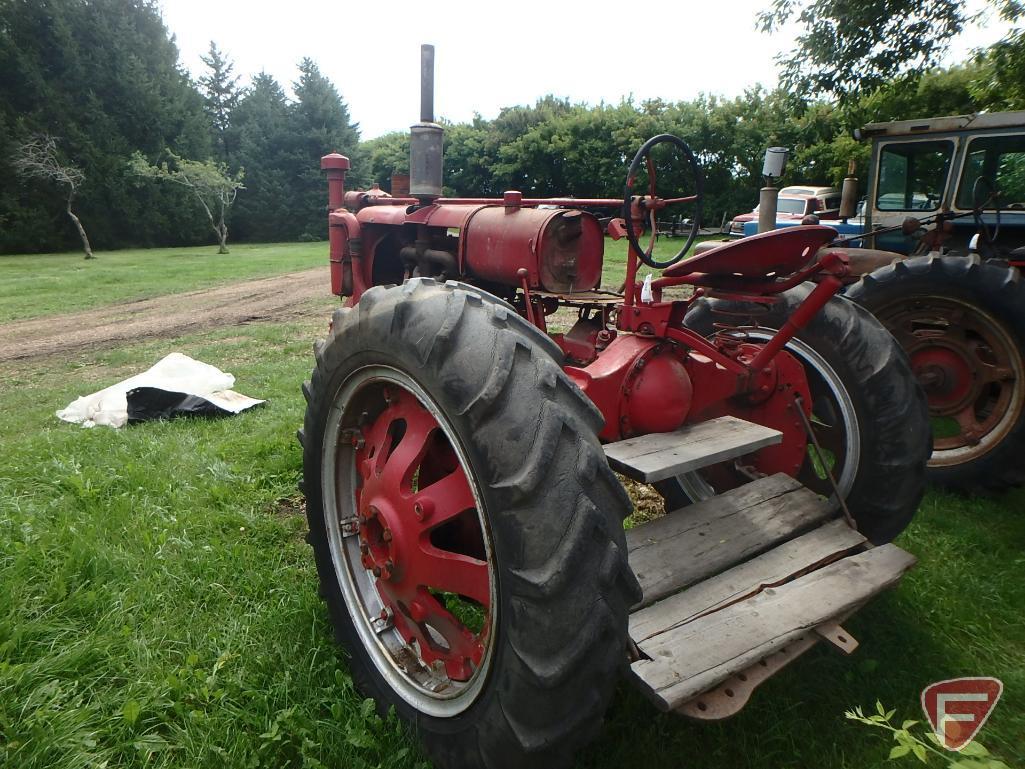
1, 0, 1022, 255
0, 0, 359, 255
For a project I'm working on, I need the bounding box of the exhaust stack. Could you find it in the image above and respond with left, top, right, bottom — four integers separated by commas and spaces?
409, 44, 443, 202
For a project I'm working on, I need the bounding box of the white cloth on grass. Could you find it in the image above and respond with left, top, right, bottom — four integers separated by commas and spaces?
56, 352, 264, 428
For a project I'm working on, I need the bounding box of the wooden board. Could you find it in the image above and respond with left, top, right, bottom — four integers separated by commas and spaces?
626, 474, 836, 607
629, 518, 866, 642
629, 544, 917, 710
604, 416, 782, 483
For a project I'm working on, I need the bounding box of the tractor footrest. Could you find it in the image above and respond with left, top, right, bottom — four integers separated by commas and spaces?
624, 476, 916, 714
604, 416, 782, 483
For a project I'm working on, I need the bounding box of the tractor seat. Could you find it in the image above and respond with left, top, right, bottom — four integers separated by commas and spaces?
663, 225, 839, 279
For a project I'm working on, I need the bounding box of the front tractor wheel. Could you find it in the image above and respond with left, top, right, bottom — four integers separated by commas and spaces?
847, 256, 1025, 494
301, 279, 640, 769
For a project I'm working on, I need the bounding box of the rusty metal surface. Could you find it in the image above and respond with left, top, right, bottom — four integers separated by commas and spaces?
663, 225, 838, 278
676, 634, 820, 720
815, 621, 859, 654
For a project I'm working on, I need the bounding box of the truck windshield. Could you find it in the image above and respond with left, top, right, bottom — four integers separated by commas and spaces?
876, 140, 953, 211
776, 198, 805, 214
955, 134, 1025, 210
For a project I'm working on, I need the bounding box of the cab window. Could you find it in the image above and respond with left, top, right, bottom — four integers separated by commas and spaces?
876, 140, 953, 211
955, 134, 1025, 210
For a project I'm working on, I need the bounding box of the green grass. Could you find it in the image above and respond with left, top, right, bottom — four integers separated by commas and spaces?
1, 245, 1023, 769
0, 242, 326, 323
600, 233, 724, 290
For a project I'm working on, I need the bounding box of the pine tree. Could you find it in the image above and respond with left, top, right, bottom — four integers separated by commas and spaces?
288, 58, 360, 239
198, 41, 242, 164
232, 72, 294, 241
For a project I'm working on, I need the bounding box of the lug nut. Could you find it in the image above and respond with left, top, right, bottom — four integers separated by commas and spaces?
382, 528, 392, 542
414, 499, 434, 521
372, 566, 382, 577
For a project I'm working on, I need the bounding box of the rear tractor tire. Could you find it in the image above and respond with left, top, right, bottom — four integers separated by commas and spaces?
659, 285, 931, 544
300, 278, 641, 769
847, 256, 1025, 494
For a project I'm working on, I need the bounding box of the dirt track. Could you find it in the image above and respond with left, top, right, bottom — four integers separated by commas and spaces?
0, 267, 333, 363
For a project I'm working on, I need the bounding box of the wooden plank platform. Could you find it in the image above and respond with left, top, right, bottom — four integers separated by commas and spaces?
604, 415, 782, 483
628, 545, 916, 711
626, 474, 835, 607
629, 518, 866, 642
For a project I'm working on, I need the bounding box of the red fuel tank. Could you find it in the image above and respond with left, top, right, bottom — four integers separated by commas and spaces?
462, 206, 603, 292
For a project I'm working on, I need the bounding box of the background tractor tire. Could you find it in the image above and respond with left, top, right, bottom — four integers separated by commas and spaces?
847, 255, 1025, 494
300, 278, 641, 769
662, 285, 930, 544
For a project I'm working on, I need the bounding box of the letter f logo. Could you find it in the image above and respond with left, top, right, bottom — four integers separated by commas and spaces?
921, 678, 1003, 751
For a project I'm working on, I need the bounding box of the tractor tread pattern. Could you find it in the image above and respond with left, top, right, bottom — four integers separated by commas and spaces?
847, 255, 1025, 494
301, 278, 639, 769
682, 285, 930, 543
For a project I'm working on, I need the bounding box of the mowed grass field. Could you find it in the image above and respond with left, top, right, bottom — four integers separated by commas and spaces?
1, 242, 1023, 769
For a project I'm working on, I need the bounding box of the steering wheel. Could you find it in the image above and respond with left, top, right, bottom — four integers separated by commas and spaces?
972, 174, 1002, 246
623, 134, 704, 269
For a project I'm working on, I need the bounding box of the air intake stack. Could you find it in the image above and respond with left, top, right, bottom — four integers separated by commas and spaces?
409, 44, 443, 203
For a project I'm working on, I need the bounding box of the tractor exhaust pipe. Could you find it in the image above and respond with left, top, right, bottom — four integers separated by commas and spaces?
420, 43, 435, 123
410, 43, 443, 203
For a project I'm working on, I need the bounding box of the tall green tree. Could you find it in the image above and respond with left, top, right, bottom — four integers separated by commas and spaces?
198, 41, 243, 164
0, 0, 210, 253
287, 58, 361, 239
231, 73, 294, 241
760, 0, 1024, 102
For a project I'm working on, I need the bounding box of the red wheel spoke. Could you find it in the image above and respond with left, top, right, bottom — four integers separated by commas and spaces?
346, 380, 493, 693
415, 466, 477, 530
379, 401, 439, 491
411, 547, 490, 607
979, 363, 1016, 386
953, 406, 985, 442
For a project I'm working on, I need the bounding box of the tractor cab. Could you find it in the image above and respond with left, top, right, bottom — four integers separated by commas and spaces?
857, 111, 1025, 258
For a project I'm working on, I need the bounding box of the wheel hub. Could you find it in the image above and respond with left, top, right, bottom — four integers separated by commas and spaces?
351, 385, 490, 684
911, 346, 975, 413
876, 296, 1024, 463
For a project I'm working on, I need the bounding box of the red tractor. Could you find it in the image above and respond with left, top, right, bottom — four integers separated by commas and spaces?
299, 46, 930, 769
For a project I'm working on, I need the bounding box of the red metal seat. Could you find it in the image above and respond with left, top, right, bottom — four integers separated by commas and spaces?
662, 225, 839, 279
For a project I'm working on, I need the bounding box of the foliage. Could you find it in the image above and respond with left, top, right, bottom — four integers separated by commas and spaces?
198, 41, 243, 164
760, 0, 1024, 103
846, 701, 1013, 768
129, 151, 244, 254
230, 73, 297, 242
1, 0, 1023, 254
0, 1, 361, 254
971, 29, 1025, 110
287, 59, 362, 240
0, 0, 211, 253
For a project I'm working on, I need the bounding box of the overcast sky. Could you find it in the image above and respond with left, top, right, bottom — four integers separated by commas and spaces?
160, 0, 1008, 140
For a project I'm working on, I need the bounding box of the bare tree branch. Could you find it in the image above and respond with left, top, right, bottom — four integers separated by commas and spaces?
13, 134, 94, 259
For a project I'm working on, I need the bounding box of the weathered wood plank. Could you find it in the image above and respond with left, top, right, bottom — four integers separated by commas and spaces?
626, 474, 836, 607
604, 416, 782, 482
629, 518, 866, 642
629, 544, 916, 710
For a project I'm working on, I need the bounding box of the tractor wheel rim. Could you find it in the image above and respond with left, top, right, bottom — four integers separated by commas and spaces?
877, 297, 1024, 467
322, 365, 496, 717
681, 333, 861, 504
